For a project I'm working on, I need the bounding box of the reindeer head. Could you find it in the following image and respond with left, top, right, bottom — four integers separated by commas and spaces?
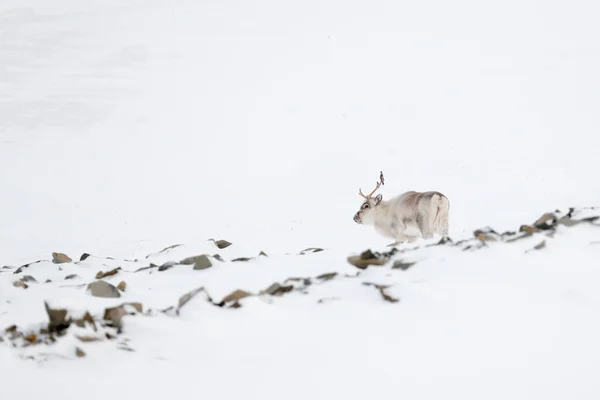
353, 171, 384, 224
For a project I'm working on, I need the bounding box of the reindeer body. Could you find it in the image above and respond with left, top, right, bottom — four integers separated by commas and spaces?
353, 173, 450, 243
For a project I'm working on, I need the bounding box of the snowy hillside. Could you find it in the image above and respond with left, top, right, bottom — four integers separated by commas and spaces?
2, 0, 600, 398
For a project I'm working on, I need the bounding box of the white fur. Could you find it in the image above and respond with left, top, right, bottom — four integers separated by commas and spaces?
353, 190, 450, 243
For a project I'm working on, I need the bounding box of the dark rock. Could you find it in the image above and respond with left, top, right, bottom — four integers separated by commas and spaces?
231, 257, 253, 262
158, 262, 175, 272
210, 239, 232, 249
20, 275, 38, 283
87, 280, 121, 298
80, 253, 91, 261
300, 247, 324, 255
362, 282, 399, 303
316, 272, 337, 281
212, 254, 224, 262
65, 274, 80, 280
75, 347, 86, 358
258, 251, 268, 257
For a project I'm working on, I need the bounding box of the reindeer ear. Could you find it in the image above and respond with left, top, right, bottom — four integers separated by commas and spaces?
375, 194, 383, 204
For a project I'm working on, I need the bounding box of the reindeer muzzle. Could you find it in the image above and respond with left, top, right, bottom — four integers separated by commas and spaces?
353, 213, 362, 224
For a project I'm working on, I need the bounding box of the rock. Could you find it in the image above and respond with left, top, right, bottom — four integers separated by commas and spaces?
80, 253, 91, 261
117, 281, 127, 291
519, 225, 541, 234
45, 279, 52, 283
180, 255, 212, 270
158, 262, 175, 272
362, 282, 399, 303
75, 347, 86, 358
300, 247, 324, 255
347, 249, 387, 269
95, 267, 121, 279
209, 239, 232, 249
258, 251, 268, 257
87, 280, 121, 298
177, 287, 212, 309
316, 272, 337, 281
52, 252, 72, 264
134, 264, 158, 273
231, 257, 253, 262
392, 260, 416, 270
44, 302, 70, 333
473, 228, 501, 242
262, 282, 294, 296
73, 312, 96, 330
103, 302, 143, 328
533, 213, 558, 230
212, 254, 224, 262
65, 274, 80, 280
219, 289, 252, 307
21, 275, 38, 283
13, 280, 28, 289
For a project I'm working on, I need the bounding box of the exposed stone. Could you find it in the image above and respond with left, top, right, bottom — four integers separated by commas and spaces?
212, 254, 224, 262
347, 249, 388, 269
258, 251, 268, 257
219, 289, 252, 307
117, 281, 127, 291
52, 252, 73, 264
80, 253, 91, 261
231, 257, 253, 262
392, 260, 416, 270
209, 239, 232, 249
180, 255, 212, 270
158, 262, 175, 272
362, 282, 399, 303
75, 347, 86, 358
316, 272, 337, 281
65, 274, 80, 280
177, 287, 212, 310
44, 302, 70, 333
300, 247, 324, 255
13, 280, 28, 289
87, 280, 121, 298
262, 282, 294, 296
95, 267, 121, 279
21, 275, 38, 283
103, 302, 143, 328
533, 213, 558, 230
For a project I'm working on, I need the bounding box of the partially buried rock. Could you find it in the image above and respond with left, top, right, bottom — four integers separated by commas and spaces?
52, 252, 72, 264
210, 239, 232, 249
87, 280, 121, 298
533, 212, 558, 230
13, 280, 28, 289
65, 274, 80, 280
95, 267, 121, 279
44, 301, 70, 333
117, 281, 127, 291
262, 282, 294, 296
104, 302, 142, 328
347, 249, 387, 269
180, 255, 212, 270
79, 253, 91, 262
219, 289, 252, 307
158, 262, 175, 272
21, 275, 38, 283
75, 347, 86, 358
392, 260, 416, 270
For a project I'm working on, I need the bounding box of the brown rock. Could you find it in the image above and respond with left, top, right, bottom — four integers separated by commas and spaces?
103, 302, 143, 328
363, 282, 399, 303
117, 281, 127, 291
533, 213, 558, 230
95, 267, 121, 279
52, 252, 73, 264
210, 239, 232, 249
316, 272, 337, 281
75, 347, 86, 358
347, 249, 387, 269
220, 289, 252, 305
177, 287, 212, 309
262, 282, 294, 296
44, 301, 70, 332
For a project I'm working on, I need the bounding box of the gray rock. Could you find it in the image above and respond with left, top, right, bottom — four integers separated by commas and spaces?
65, 274, 80, 280
180, 255, 212, 270
87, 280, 121, 298
21, 275, 38, 283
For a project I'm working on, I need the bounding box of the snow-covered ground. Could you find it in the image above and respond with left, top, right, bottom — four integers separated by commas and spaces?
1, 0, 600, 398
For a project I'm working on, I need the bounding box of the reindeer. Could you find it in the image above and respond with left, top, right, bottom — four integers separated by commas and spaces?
353, 171, 450, 244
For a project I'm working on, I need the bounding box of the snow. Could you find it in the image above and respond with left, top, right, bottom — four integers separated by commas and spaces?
1, 0, 600, 398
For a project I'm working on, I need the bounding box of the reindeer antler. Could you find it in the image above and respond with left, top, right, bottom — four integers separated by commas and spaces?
359, 171, 385, 199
